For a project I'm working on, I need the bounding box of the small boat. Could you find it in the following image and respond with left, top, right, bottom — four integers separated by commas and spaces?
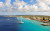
7, 19, 10, 20
19, 22, 24, 24
43, 21, 48, 23
18, 16, 24, 24
41, 24, 48, 26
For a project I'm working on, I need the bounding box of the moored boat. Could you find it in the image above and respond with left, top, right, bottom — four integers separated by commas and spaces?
41, 23, 48, 26
18, 16, 24, 24
19, 22, 24, 24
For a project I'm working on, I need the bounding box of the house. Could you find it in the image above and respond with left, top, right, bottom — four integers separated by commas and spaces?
36, 17, 43, 21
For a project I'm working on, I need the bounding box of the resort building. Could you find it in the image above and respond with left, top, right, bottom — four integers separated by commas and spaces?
44, 17, 49, 20
42, 17, 49, 22
48, 17, 50, 21
36, 17, 43, 21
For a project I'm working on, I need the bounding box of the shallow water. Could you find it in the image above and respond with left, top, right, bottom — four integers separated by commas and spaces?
18, 17, 50, 31
0, 16, 50, 31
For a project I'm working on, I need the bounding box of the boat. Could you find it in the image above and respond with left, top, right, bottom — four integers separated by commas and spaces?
19, 22, 24, 24
18, 16, 24, 24
43, 21, 48, 23
7, 19, 10, 20
41, 23, 48, 26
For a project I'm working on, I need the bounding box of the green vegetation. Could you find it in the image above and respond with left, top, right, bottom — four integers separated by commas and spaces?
5, 15, 50, 22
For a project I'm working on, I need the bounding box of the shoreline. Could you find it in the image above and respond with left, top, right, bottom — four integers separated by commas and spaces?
1, 15, 50, 23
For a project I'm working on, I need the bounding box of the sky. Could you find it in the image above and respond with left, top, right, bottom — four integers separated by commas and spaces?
0, 0, 50, 15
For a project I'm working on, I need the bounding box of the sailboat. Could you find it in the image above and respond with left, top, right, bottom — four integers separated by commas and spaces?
18, 16, 24, 24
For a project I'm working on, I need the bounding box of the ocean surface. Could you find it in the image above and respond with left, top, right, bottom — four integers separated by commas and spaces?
0, 16, 50, 31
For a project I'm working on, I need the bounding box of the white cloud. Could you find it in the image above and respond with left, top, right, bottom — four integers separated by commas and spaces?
13, 0, 40, 12
0, 2, 4, 8
36, 0, 50, 12
37, 0, 50, 4
13, 0, 44, 12
5, 0, 11, 8
0, 0, 50, 13
1, 0, 50, 12
13, 0, 27, 7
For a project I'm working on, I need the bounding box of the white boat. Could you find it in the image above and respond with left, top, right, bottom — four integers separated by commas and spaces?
18, 16, 24, 24
19, 22, 24, 24
7, 19, 10, 20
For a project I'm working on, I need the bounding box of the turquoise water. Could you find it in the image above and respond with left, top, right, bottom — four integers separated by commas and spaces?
0, 17, 50, 31
18, 17, 50, 31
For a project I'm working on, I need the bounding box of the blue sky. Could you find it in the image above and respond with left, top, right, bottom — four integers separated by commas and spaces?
0, 0, 5, 2
0, 0, 50, 15
0, 0, 36, 6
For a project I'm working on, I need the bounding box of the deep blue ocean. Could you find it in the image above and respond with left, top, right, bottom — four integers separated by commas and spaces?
0, 16, 50, 31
